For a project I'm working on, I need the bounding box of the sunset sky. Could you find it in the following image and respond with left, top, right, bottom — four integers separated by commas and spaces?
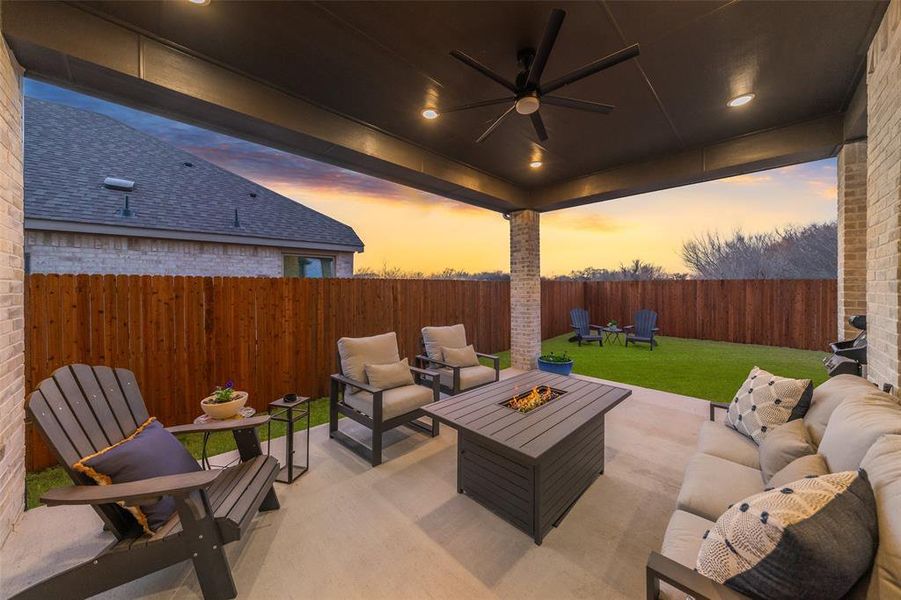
25, 79, 837, 276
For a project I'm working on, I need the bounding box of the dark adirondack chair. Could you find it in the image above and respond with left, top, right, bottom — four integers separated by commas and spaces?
18, 364, 280, 600
625, 309, 659, 350
570, 308, 604, 347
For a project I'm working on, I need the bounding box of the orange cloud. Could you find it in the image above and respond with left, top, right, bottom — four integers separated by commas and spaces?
720, 172, 773, 185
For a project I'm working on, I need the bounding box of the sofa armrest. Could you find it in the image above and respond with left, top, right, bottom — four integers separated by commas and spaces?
709, 402, 730, 422
41, 470, 221, 507
646, 552, 750, 600
475, 352, 500, 372
416, 354, 457, 370
330, 373, 382, 395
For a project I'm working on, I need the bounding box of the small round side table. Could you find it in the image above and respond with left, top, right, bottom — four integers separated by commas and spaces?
192, 407, 256, 469
267, 395, 311, 484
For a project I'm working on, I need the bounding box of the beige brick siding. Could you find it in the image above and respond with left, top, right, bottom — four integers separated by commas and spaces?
0, 39, 24, 546
510, 210, 541, 370
25, 231, 355, 278
866, 0, 901, 389
837, 141, 867, 339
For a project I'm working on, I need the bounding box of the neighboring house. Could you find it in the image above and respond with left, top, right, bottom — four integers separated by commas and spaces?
23, 98, 363, 277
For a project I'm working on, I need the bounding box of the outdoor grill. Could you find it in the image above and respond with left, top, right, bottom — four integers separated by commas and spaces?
824, 315, 867, 377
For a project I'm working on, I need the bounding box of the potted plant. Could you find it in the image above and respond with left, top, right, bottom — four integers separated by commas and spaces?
607, 319, 618, 329
200, 380, 248, 420
537, 351, 574, 376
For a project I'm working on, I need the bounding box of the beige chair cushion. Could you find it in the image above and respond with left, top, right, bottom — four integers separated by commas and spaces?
767, 453, 829, 489
443, 344, 479, 367
677, 453, 764, 521
818, 394, 901, 473
805, 375, 883, 446
364, 358, 414, 390
758, 419, 816, 482
659, 510, 716, 600
696, 420, 760, 469
337, 332, 400, 384
438, 365, 497, 391
860, 434, 901, 599
344, 383, 433, 420
421, 324, 467, 360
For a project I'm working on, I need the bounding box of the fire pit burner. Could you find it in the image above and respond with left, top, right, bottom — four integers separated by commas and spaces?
501, 385, 566, 413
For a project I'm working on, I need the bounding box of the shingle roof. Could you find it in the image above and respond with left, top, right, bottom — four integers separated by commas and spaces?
24, 98, 363, 251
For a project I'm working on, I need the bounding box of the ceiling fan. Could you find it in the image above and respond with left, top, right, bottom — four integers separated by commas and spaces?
436, 8, 640, 144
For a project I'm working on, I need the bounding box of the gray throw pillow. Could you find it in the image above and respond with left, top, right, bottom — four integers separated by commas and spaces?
726, 367, 813, 444
364, 358, 414, 390
758, 419, 816, 482
697, 470, 877, 600
767, 454, 829, 489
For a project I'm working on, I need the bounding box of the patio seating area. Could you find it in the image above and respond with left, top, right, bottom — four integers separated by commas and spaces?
2, 370, 709, 600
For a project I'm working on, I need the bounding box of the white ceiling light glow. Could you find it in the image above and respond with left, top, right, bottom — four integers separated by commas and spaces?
727, 93, 755, 108
421, 108, 439, 120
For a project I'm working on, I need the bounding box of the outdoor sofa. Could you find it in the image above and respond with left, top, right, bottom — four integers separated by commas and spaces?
647, 374, 901, 599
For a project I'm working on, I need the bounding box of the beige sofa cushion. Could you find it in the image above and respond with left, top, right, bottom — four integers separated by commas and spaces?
758, 419, 816, 482
421, 324, 467, 361
344, 383, 432, 420
677, 453, 764, 521
860, 434, 901, 599
659, 510, 716, 600
696, 421, 760, 469
438, 364, 497, 391
818, 394, 901, 472
364, 358, 414, 390
805, 375, 881, 446
768, 453, 829, 488
443, 344, 479, 367
337, 332, 400, 383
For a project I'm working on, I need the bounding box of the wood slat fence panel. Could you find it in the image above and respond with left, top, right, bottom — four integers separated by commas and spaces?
24, 275, 834, 471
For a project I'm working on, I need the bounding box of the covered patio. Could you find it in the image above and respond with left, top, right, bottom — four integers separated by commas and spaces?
2, 371, 707, 599
0, 1, 899, 599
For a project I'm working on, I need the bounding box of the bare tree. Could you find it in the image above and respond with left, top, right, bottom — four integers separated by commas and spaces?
556, 259, 685, 281
681, 222, 836, 279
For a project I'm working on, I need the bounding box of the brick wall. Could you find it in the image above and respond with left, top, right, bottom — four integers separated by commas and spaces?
0, 39, 24, 546
837, 141, 867, 339
25, 231, 355, 278
866, 0, 901, 389
510, 210, 541, 370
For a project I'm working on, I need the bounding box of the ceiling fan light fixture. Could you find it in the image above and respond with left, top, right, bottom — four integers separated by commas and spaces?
529, 160, 543, 169
421, 108, 439, 120
727, 93, 755, 108
515, 95, 540, 115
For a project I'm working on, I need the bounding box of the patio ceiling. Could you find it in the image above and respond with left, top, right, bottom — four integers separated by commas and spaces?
3, 0, 886, 212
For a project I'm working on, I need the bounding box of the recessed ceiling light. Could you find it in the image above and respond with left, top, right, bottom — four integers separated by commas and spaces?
421, 108, 439, 120
529, 160, 543, 169
188, 0, 211, 4
727, 93, 755, 108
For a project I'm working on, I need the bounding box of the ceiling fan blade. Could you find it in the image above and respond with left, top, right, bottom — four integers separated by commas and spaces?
440, 97, 516, 114
476, 105, 516, 143
542, 96, 615, 114
541, 43, 640, 94
530, 112, 548, 142
526, 8, 566, 88
450, 50, 518, 92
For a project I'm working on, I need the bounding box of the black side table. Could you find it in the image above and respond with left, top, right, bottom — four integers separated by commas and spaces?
267, 395, 311, 484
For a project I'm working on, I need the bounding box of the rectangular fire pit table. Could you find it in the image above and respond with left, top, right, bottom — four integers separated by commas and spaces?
422, 370, 630, 545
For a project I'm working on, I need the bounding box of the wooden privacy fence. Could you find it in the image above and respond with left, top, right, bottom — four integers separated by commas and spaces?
24, 275, 835, 470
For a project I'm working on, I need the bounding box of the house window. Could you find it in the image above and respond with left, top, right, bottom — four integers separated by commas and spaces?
283, 255, 335, 278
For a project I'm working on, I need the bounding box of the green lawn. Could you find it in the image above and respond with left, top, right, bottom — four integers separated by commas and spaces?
496, 334, 829, 404
26, 337, 828, 508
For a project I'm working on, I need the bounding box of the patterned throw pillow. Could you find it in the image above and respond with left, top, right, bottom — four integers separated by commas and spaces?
696, 470, 878, 600
726, 367, 812, 444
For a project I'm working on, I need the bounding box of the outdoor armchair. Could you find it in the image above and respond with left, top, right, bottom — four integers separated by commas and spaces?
570, 308, 605, 347
18, 364, 279, 600
625, 308, 659, 349
330, 331, 441, 466
417, 324, 500, 395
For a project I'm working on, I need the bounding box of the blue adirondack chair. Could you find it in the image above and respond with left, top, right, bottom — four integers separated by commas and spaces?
624, 309, 659, 350
570, 308, 604, 347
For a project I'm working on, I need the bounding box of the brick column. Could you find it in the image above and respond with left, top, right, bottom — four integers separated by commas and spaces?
837, 141, 867, 340
510, 210, 541, 370
866, 0, 901, 389
0, 36, 25, 546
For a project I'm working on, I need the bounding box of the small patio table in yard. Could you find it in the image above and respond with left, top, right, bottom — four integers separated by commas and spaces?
422, 370, 630, 545
600, 325, 625, 345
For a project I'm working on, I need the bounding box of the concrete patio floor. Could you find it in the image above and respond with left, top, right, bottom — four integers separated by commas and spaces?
1, 371, 709, 599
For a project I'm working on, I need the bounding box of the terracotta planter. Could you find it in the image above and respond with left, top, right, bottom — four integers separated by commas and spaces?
200, 391, 248, 420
